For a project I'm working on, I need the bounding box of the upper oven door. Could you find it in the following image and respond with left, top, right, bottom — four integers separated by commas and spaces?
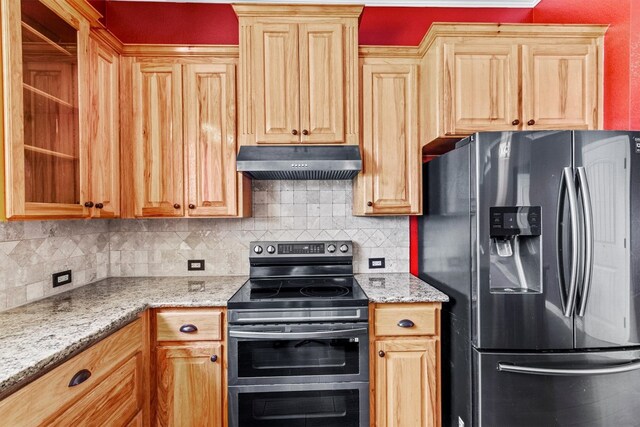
228, 323, 369, 386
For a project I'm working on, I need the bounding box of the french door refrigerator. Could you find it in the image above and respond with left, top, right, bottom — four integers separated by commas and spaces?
418, 131, 640, 427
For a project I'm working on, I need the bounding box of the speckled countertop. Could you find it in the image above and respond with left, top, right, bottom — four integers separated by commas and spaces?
0, 273, 447, 397
356, 273, 449, 304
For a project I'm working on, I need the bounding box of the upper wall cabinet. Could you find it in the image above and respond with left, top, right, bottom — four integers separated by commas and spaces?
234, 4, 362, 146
423, 24, 607, 150
120, 56, 250, 219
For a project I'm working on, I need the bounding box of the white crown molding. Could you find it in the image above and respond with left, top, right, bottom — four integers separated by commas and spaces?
110, 0, 541, 8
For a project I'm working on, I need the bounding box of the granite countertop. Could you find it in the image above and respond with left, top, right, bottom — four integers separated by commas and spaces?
0, 276, 248, 397
356, 273, 449, 304
0, 273, 447, 397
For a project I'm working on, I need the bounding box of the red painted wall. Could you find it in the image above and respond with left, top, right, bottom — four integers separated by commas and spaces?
630, 1, 640, 130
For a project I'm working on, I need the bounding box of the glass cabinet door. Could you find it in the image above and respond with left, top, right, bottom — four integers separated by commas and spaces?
21, 1, 80, 206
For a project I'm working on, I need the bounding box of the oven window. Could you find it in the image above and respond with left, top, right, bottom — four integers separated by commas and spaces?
237, 338, 360, 378
239, 390, 360, 427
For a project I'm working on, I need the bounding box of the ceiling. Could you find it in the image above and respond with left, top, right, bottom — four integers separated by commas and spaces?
108, 0, 542, 7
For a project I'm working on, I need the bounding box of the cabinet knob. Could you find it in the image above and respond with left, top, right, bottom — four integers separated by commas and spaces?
84, 201, 94, 208
211, 355, 218, 363
95, 203, 104, 209
378, 350, 385, 358
527, 119, 536, 126
68, 369, 91, 387
511, 119, 520, 126
292, 129, 298, 135
367, 201, 373, 207
189, 204, 196, 209
397, 319, 415, 328
302, 129, 309, 136
173, 203, 181, 209
179, 324, 198, 333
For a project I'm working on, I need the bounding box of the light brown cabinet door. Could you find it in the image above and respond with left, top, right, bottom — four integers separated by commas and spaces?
358, 63, 419, 215
156, 343, 223, 427
254, 23, 300, 144
184, 64, 238, 217
522, 43, 598, 130
132, 62, 184, 217
375, 339, 438, 427
443, 43, 520, 135
299, 23, 344, 143
88, 37, 119, 218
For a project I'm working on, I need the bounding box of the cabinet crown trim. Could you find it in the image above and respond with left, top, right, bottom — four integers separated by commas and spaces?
233, 4, 364, 17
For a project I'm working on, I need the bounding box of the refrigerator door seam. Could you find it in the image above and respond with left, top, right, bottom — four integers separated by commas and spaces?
562, 167, 582, 317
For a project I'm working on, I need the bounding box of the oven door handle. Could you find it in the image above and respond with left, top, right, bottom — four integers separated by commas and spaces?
229, 328, 368, 340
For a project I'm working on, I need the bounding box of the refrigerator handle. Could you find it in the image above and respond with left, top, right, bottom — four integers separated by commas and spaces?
497, 359, 640, 376
576, 167, 594, 317
561, 167, 581, 317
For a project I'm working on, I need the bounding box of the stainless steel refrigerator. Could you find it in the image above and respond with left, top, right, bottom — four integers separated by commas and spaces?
418, 131, 640, 427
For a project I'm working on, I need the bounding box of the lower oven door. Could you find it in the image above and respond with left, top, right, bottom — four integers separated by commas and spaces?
229, 382, 369, 427
228, 323, 369, 385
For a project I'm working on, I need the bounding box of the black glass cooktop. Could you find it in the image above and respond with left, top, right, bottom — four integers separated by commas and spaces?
228, 276, 368, 309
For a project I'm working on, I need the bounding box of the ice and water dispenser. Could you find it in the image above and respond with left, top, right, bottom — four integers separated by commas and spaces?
489, 206, 542, 293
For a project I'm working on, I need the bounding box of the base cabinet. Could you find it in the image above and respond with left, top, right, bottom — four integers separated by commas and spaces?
156, 344, 223, 427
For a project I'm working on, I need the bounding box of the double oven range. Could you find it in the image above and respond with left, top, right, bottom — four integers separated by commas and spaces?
227, 241, 369, 427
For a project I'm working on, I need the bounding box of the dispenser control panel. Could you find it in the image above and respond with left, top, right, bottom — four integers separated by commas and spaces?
490, 206, 541, 237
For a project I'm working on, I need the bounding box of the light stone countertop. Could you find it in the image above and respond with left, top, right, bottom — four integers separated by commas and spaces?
356, 273, 449, 303
0, 273, 447, 397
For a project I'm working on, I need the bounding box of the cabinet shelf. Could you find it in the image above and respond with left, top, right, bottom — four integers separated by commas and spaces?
21, 21, 73, 57
23, 83, 73, 108
24, 144, 77, 160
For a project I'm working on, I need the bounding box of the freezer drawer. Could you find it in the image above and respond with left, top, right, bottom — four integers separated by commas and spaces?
475, 348, 640, 427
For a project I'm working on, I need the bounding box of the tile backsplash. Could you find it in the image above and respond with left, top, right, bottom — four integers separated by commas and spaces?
0, 180, 408, 311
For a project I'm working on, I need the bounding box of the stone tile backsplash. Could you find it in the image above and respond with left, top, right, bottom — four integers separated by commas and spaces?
0, 181, 408, 311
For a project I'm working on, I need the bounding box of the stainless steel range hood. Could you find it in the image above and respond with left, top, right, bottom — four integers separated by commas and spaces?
236, 145, 362, 180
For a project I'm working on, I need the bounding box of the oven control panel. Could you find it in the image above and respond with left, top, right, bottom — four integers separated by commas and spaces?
251, 241, 352, 257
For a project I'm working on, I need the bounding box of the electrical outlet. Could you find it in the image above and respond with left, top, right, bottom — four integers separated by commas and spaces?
368, 258, 385, 269
188, 259, 205, 271
52, 270, 72, 288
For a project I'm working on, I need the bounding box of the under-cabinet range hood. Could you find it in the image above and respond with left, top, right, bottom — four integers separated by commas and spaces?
236, 145, 362, 180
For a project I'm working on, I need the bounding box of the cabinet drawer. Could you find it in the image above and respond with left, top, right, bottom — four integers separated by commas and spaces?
374, 304, 438, 337
50, 353, 142, 426
0, 319, 142, 425
156, 309, 223, 342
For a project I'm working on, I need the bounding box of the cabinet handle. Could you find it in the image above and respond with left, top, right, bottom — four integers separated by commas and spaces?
68, 369, 91, 387
173, 203, 181, 209
84, 201, 94, 208
397, 319, 415, 328
211, 355, 218, 363
511, 119, 520, 126
302, 129, 309, 136
378, 350, 385, 358
527, 119, 536, 126
179, 324, 198, 333
188, 204, 196, 209
95, 203, 104, 209
367, 201, 373, 207
291, 129, 298, 135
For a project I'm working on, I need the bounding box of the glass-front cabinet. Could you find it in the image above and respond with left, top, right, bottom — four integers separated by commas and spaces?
1, 0, 91, 219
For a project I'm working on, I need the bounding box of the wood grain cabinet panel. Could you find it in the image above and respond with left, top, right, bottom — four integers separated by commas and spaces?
156, 309, 223, 342
156, 343, 223, 427
375, 339, 439, 427
131, 62, 184, 217
354, 61, 420, 215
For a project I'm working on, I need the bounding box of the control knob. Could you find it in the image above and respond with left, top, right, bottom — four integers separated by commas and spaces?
253, 246, 263, 254
339, 244, 349, 253
327, 244, 336, 253
267, 245, 276, 254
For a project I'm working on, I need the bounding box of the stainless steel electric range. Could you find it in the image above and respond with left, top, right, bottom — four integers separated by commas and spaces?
227, 240, 369, 427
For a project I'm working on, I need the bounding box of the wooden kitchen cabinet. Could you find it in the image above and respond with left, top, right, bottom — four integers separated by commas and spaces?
354, 58, 421, 215
121, 56, 250, 218
423, 24, 606, 150
234, 4, 361, 146
371, 303, 442, 427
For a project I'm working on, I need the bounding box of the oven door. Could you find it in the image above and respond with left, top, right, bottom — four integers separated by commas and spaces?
229, 382, 369, 427
228, 323, 369, 385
